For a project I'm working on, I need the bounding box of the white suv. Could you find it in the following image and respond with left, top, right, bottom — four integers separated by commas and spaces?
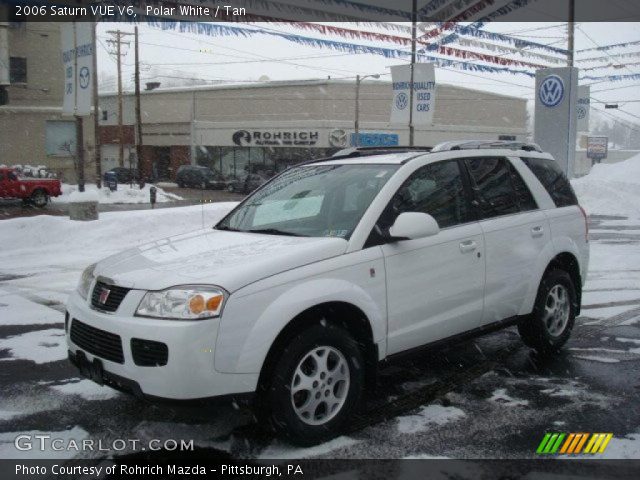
66, 141, 589, 445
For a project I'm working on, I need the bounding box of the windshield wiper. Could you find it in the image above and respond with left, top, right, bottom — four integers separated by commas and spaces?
246, 228, 307, 237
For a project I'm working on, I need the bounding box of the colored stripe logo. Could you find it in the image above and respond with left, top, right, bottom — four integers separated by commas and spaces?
537, 433, 613, 454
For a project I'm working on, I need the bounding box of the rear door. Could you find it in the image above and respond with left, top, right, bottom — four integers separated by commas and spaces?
463, 156, 550, 325
381, 159, 486, 354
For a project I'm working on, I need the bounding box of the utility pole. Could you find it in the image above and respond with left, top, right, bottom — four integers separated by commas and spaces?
134, 26, 143, 182
73, 22, 85, 192
567, 0, 575, 67
354, 74, 380, 147
408, 0, 417, 147
106, 30, 132, 168
92, 20, 101, 188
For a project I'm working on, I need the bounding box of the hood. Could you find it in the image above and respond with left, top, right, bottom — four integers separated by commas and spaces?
94, 229, 349, 292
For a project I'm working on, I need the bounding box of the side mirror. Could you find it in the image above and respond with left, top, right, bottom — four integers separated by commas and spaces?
388, 212, 440, 240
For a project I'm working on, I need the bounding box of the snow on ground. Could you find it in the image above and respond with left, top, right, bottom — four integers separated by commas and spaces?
0, 426, 89, 459
488, 388, 528, 407
52, 183, 183, 204
50, 379, 121, 401
0, 289, 63, 326
0, 329, 67, 364
572, 152, 640, 218
396, 405, 466, 434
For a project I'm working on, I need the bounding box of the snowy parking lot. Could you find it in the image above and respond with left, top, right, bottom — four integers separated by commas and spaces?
1, 158, 640, 461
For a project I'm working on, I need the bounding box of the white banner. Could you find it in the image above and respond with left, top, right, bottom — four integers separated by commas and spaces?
61, 22, 94, 116
390, 63, 436, 127
577, 85, 590, 132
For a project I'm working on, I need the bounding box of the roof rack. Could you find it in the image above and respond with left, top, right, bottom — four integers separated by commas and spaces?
431, 140, 542, 153
331, 146, 432, 159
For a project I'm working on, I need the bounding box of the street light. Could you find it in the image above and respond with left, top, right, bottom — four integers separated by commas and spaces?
354, 74, 380, 147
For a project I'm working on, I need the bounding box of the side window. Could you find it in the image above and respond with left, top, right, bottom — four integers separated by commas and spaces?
0, 172, 4, 181
521, 157, 578, 207
384, 160, 472, 230
465, 157, 519, 219
507, 161, 538, 211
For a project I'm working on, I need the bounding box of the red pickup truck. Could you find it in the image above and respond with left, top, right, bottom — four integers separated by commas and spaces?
0, 167, 62, 207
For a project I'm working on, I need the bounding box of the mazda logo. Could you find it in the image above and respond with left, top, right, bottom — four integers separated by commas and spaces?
539, 75, 565, 107
232, 130, 251, 146
329, 129, 348, 148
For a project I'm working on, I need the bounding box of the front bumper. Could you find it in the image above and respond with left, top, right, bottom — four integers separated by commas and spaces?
65, 289, 259, 400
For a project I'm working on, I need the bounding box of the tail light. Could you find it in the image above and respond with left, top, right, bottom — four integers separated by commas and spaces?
578, 205, 589, 243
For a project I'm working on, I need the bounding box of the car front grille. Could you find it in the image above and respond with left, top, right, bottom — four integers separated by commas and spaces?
70, 319, 124, 364
131, 338, 169, 367
91, 281, 130, 313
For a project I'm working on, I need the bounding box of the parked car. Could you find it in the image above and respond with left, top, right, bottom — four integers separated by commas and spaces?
66, 142, 589, 445
103, 167, 139, 184
175, 165, 227, 189
0, 167, 62, 207
227, 173, 269, 194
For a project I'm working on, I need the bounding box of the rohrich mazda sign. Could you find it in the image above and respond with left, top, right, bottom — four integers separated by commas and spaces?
231, 129, 320, 147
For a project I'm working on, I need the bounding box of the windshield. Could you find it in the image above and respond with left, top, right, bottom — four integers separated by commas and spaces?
216, 164, 399, 238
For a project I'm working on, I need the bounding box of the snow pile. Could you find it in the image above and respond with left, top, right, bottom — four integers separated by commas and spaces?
66, 189, 99, 203
0, 202, 238, 275
52, 183, 183, 204
572, 152, 640, 217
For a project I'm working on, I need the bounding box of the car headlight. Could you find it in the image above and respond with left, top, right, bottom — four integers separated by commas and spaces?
135, 286, 227, 320
77, 263, 96, 300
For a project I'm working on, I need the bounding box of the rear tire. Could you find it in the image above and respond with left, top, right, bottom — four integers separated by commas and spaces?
31, 189, 48, 208
261, 323, 364, 446
518, 269, 576, 355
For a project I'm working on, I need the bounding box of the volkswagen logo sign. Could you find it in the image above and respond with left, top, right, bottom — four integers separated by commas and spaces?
395, 92, 409, 110
79, 67, 90, 89
539, 75, 565, 107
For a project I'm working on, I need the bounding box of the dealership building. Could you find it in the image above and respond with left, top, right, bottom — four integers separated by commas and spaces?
99, 79, 528, 181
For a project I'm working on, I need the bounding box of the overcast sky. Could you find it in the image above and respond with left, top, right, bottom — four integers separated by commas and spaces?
96, 21, 640, 130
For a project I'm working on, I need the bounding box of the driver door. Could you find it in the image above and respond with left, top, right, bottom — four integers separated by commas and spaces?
381, 160, 486, 355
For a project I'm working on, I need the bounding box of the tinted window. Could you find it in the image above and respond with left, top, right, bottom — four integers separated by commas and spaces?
507, 162, 537, 211
465, 157, 518, 219
383, 160, 472, 230
521, 157, 578, 207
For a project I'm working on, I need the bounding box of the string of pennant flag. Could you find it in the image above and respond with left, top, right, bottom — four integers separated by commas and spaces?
143, 17, 640, 82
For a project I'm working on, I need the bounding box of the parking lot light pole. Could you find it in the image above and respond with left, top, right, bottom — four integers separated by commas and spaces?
354, 74, 380, 147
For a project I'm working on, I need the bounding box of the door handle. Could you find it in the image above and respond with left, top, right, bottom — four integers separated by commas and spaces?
459, 240, 478, 253
531, 225, 544, 237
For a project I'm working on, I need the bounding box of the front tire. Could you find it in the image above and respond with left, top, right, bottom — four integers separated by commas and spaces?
518, 269, 577, 355
263, 324, 364, 446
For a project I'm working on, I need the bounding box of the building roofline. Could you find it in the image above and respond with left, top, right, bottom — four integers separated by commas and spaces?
99, 78, 525, 102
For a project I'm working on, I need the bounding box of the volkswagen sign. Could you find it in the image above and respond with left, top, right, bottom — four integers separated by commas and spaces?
539, 75, 565, 107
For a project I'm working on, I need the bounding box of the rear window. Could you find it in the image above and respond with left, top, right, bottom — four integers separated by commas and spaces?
521, 157, 578, 207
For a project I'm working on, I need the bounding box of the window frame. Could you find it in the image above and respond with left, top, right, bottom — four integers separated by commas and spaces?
461, 156, 538, 221
365, 159, 478, 247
